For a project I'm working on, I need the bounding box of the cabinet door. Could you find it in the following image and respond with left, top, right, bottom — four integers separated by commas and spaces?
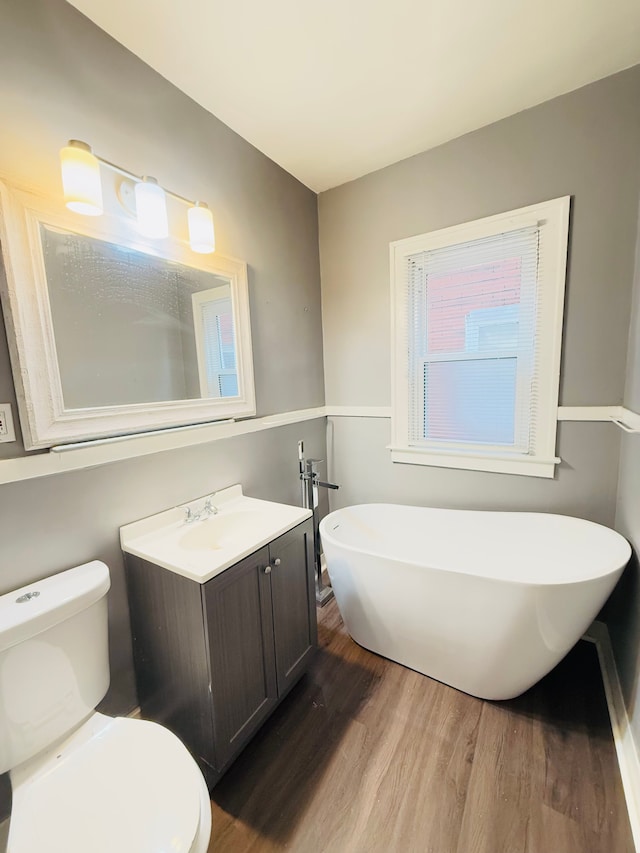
203, 547, 277, 770
269, 520, 317, 695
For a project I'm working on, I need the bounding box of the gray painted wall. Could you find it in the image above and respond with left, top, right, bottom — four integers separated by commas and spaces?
0, 0, 325, 718
319, 67, 640, 523
326, 418, 620, 525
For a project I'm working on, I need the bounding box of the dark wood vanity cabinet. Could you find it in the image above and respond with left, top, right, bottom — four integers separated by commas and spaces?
125, 518, 316, 787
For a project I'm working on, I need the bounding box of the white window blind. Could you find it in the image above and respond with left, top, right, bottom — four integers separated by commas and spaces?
192, 289, 239, 399
406, 226, 539, 452
390, 197, 570, 478
199, 297, 238, 398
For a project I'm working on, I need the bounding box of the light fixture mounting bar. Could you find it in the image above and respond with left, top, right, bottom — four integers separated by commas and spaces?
94, 153, 195, 207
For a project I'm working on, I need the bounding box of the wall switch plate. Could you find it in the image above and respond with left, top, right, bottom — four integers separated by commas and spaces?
0, 404, 16, 443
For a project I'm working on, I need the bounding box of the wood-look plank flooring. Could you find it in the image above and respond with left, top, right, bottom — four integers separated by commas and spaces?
208, 600, 634, 853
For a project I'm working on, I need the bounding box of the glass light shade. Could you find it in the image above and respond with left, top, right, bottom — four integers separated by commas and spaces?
135, 178, 168, 239
188, 203, 215, 254
60, 141, 103, 216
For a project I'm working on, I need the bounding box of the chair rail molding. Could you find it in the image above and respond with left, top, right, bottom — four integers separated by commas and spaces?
0, 408, 326, 485
0, 404, 636, 485
326, 404, 636, 423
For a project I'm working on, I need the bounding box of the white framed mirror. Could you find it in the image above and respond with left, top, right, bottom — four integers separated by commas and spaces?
0, 180, 256, 449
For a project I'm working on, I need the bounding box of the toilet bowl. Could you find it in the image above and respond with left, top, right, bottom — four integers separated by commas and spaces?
0, 561, 212, 853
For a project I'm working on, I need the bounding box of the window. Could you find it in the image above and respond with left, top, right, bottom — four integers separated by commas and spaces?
390, 197, 570, 477
192, 289, 239, 398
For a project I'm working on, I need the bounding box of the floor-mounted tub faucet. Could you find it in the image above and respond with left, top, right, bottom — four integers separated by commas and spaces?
298, 440, 339, 606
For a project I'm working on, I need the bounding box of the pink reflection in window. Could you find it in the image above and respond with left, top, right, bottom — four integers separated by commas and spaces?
426, 257, 521, 353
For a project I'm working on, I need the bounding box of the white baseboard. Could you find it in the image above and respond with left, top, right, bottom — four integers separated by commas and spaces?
584, 620, 640, 849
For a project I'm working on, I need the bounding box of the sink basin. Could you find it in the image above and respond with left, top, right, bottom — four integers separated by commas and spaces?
179, 509, 266, 551
120, 485, 312, 584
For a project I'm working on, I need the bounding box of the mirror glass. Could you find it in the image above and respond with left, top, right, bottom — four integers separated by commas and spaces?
41, 225, 238, 409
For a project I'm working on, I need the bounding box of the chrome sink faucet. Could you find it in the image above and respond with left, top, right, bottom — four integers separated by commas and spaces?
183, 506, 201, 524
203, 498, 218, 517
183, 495, 218, 524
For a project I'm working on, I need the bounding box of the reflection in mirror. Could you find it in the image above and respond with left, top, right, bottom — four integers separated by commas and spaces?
41, 225, 238, 409
192, 287, 237, 399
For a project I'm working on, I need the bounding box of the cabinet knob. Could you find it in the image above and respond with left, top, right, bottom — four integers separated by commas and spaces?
273, 558, 281, 567
263, 565, 272, 574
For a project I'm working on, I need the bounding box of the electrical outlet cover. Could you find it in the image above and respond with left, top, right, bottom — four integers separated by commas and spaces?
0, 403, 16, 442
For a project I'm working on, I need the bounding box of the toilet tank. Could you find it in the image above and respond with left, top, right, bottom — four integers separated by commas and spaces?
0, 561, 111, 774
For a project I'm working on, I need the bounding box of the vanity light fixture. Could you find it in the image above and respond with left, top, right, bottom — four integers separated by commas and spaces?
59, 140, 216, 253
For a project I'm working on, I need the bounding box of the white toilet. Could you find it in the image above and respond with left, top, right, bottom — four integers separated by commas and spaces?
0, 560, 212, 853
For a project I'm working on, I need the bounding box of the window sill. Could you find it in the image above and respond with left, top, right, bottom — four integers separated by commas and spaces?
388, 445, 560, 478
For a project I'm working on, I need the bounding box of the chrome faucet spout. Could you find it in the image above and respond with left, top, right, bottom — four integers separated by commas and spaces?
182, 495, 217, 524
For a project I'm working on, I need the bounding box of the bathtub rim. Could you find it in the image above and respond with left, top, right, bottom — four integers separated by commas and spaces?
319, 504, 632, 588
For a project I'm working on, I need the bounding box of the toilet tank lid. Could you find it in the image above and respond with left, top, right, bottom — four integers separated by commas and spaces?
0, 561, 110, 652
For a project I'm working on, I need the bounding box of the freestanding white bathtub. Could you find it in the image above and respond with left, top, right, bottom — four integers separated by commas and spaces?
319, 504, 631, 700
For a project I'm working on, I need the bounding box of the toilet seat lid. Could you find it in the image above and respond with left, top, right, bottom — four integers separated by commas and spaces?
10, 716, 204, 853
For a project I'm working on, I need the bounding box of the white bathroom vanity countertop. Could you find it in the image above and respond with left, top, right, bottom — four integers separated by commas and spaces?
120, 485, 312, 584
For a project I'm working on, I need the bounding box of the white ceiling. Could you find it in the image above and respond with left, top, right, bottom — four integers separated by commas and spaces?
67, 0, 640, 192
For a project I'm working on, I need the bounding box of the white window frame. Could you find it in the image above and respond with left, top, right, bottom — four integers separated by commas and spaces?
390, 197, 570, 478
192, 288, 238, 399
